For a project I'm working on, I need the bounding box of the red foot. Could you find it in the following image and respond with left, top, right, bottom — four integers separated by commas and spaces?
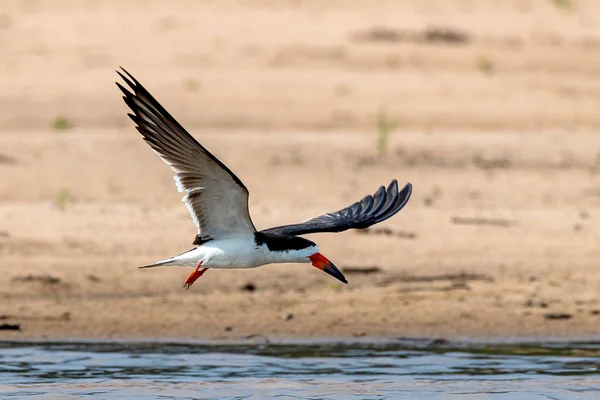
183, 262, 208, 290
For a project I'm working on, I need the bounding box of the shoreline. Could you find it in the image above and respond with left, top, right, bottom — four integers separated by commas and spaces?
2, 336, 600, 347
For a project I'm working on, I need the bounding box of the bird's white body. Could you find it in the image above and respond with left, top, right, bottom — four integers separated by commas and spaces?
149, 236, 319, 269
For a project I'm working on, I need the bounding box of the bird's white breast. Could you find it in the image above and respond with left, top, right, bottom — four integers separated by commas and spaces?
170, 236, 271, 269
169, 236, 317, 269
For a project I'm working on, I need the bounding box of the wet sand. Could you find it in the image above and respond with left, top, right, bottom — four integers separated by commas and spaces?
1, 129, 599, 341
1, 0, 600, 341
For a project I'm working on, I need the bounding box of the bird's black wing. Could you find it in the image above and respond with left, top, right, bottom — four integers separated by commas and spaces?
261, 180, 412, 236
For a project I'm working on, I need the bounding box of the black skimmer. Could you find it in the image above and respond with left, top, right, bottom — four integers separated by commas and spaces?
116, 68, 412, 289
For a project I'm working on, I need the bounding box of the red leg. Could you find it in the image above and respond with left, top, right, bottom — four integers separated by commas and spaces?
183, 261, 208, 290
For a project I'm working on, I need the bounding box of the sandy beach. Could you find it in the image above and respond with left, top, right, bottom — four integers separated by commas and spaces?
1, 0, 599, 341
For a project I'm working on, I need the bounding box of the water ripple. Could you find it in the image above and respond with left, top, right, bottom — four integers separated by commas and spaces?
0, 340, 598, 399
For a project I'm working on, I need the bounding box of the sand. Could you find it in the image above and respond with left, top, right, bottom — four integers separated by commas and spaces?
0, 0, 599, 341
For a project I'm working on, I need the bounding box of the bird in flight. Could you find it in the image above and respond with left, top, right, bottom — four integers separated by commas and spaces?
116, 68, 412, 289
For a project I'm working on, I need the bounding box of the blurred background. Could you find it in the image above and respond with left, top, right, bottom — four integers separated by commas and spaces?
0, 0, 599, 341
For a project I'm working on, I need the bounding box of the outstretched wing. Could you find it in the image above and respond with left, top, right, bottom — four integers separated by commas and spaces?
116, 68, 256, 243
261, 180, 412, 237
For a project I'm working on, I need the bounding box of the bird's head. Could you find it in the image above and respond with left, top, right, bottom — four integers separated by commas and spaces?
255, 233, 348, 284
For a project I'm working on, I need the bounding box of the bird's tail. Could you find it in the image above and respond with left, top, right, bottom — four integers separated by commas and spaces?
138, 257, 177, 269
139, 248, 198, 269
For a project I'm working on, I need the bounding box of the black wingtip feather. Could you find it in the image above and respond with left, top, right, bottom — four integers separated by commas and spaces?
117, 67, 137, 86
375, 180, 399, 220
398, 182, 412, 210
359, 195, 374, 215
115, 81, 128, 96
116, 71, 136, 94
369, 186, 387, 215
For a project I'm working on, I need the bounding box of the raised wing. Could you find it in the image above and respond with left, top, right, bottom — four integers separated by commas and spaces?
261, 180, 412, 237
116, 68, 256, 243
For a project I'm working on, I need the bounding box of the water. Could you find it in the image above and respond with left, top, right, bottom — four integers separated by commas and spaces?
0, 339, 599, 399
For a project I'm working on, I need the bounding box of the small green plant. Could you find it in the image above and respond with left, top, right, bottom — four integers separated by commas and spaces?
53, 115, 71, 131
552, 0, 572, 10
376, 109, 398, 159
330, 283, 342, 292
476, 56, 494, 74
55, 188, 70, 210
